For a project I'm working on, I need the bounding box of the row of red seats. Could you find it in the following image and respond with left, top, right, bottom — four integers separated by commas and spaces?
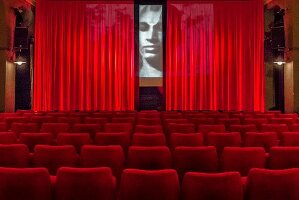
2, 131, 299, 153
1, 166, 299, 200
1, 144, 299, 177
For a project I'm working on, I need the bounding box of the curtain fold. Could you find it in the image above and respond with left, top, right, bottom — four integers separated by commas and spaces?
34, 1, 135, 111
166, 0, 264, 111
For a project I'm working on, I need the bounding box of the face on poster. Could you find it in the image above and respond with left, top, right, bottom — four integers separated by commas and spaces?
139, 5, 163, 78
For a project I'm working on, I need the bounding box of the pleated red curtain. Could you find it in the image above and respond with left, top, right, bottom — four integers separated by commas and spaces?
34, 1, 135, 111
166, 0, 264, 111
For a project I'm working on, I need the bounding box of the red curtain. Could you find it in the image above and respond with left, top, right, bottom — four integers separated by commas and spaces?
34, 0, 134, 111
166, 0, 264, 111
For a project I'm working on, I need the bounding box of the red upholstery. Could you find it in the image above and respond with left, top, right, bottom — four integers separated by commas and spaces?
268, 118, 296, 126
11, 123, 39, 135
72, 124, 102, 138
164, 119, 189, 124
84, 117, 108, 126
80, 145, 125, 179
168, 123, 196, 134
137, 118, 161, 125
111, 117, 135, 124
216, 118, 241, 129
119, 169, 179, 200
33, 145, 78, 175
0, 168, 51, 200
0, 144, 30, 167
56, 167, 115, 200
197, 124, 225, 137
0, 132, 18, 144
170, 133, 203, 148
277, 113, 298, 119
4, 117, 29, 129
137, 112, 160, 118
174, 146, 218, 179
135, 125, 163, 134
243, 118, 268, 129
260, 124, 289, 137
244, 132, 279, 152
228, 124, 257, 137
182, 172, 243, 200
56, 117, 81, 126
95, 132, 130, 151
104, 123, 133, 133
132, 133, 166, 146
57, 133, 92, 153
30, 116, 55, 127
19, 132, 53, 151
41, 123, 71, 138
0, 122, 8, 131
269, 147, 299, 169
221, 147, 266, 176
189, 118, 215, 126
281, 132, 299, 146
246, 168, 299, 200
127, 146, 172, 170
207, 132, 241, 155
288, 124, 299, 132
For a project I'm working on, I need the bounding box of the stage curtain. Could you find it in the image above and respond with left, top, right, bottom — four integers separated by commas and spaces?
166, 0, 264, 111
34, 0, 134, 111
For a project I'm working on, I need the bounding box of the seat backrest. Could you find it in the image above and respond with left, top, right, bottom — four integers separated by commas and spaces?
56, 167, 115, 200
197, 124, 225, 136
168, 123, 196, 134
246, 168, 299, 200
72, 124, 102, 139
170, 133, 203, 148
244, 132, 279, 152
41, 123, 71, 138
207, 132, 241, 155
127, 146, 172, 170
0, 122, 8, 131
19, 132, 53, 152
119, 169, 179, 200
228, 124, 257, 135
0, 132, 18, 144
137, 118, 161, 126
281, 132, 299, 146
95, 132, 130, 151
0, 144, 30, 167
57, 133, 92, 153
182, 171, 243, 200
135, 125, 163, 134
260, 124, 289, 136
174, 146, 218, 179
104, 123, 133, 133
269, 147, 299, 169
132, 133, 166, 146
0, 167, 51, 200
221, 147, 266, 176
33, 145, 78, 175
11, 123, 39, 135
80, 145, 125, 179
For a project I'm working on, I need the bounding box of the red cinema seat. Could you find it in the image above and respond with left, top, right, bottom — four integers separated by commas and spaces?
135, 125, 163, 134
277, 113, 298, 119
189, 118, 215, 126
111, 117, 135, 124
216, 118, 241, 129
0, 168, 51, 200
72, 124, 101, 139
95, 132, 130, 151
164, 119, 189, 124
137, 112, 160, 118
11, 123, 39, 135
56, 167, 115, 200
281, 132, 299, 146
170, 133, 203, 148
0, 132, 18, 144
4, 117, 29, 129
288, 124, 299, 131
168, 123, 196, 134
243, 118, 268, 129
56, 117, 81, 127
246, 168, 299, 200
207, 132, 241, 155
41, 123, 71, 138
260, 124, 288, 137
197, 124, 225, 138
174, 146, 218, 179
30, 116, 55, 128
80, 145, 125, 179
221, 147, 266, 176
182, 172, 243, 200
118, 169, 179, 200
137, 118, 161, 126
244, 132, 279, 152
57, 133, 92, 153
161, 112, 183, 120
19, 133, 53, 152
269, 147, 299, 169
228, 124, 257, 138
84, 117, 108, 126
132, 133, 166, 146
127, 146, 172, 170
0, 122, 8, 131
254, 113, 276, 119
0, 144, 30, 167
269, 118, 296, 126
33, 145, 78, 175
104, 123, 133, 134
